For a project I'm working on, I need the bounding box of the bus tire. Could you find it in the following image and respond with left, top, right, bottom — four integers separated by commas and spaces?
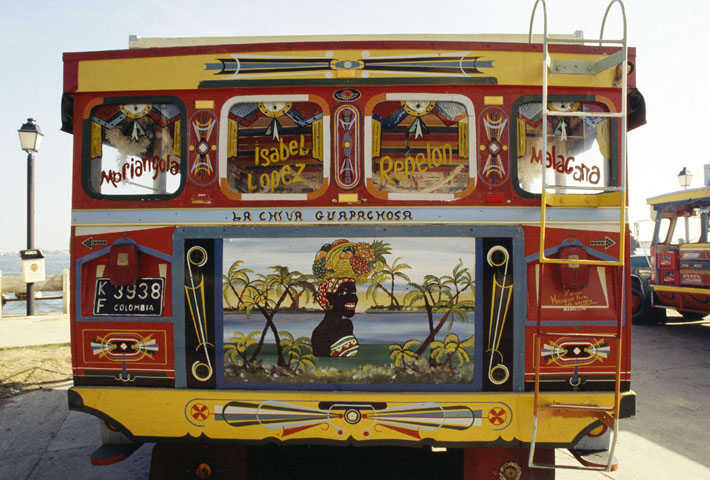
631, 281, 653, 325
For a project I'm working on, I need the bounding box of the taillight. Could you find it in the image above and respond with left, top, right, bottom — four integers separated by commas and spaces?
108, 243, 139, 286
558, 246, 589, 289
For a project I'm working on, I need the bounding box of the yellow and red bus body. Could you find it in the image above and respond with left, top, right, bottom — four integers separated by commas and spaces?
62, 34, 638, 477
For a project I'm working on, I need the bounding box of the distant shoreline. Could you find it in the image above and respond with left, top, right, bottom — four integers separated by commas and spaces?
0, 250, 69, 256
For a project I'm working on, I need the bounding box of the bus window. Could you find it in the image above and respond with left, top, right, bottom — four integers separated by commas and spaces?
86, 102, 184, 198
673, 209, 704, 244
369, 98, 472, 196
656, 217, 672, 245
515, 100, 614, 194
223, 99, 325, 195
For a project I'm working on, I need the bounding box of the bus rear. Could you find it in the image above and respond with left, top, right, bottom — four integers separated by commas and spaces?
62, 3, 643, 477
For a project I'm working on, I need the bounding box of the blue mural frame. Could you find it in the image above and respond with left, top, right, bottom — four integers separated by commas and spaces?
172, 224, 525, 392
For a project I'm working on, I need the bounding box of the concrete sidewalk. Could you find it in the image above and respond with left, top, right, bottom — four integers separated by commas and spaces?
0, 387, 152, 479
0, 312, 70, 348
0, 311, 154, 478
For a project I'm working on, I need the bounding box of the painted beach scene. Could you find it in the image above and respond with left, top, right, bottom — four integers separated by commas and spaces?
222, 236, 476, 385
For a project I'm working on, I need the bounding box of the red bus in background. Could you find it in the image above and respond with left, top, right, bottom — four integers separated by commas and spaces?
632, 186, 710, 324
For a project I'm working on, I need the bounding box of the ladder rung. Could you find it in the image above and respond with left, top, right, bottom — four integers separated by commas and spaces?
544, 36, 625, 45
549, 49, 626, 76
542, 185, 623, 192
529, 461, 615, 472
543, 192, 623, 207
540, 257, 623, 266
540, 404, 614, 412
537, 406, 616, 428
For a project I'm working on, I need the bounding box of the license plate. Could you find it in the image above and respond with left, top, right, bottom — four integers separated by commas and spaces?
93, 277, 164, 316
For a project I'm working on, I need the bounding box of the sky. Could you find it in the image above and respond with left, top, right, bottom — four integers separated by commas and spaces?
0, 0, 706, 252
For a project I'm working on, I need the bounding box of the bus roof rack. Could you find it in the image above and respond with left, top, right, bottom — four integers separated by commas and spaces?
127, 32, 585, 49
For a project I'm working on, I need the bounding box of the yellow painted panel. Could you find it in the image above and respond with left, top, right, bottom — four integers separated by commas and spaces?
484, 96, 504, 105
371, 119, 381, 158
75, 48, 620, 92
172, 119, 181, 157
70, 387, 625, 446
90, 121, 102, 158
312, 118, 323, 160
546, 191, 623, 208
195, 100, 214, 109
458, 118, 469, 159
338, 193, 359, 203
227, 119, 238, 159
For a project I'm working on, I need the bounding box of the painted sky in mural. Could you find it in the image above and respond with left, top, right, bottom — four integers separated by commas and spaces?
223, 236, 476, 288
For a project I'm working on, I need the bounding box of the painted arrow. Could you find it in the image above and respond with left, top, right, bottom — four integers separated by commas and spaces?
82, 237, 108, 250
590, 236, 616, 250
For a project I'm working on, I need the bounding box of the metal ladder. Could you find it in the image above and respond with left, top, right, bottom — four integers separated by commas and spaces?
527, 0, 628, 472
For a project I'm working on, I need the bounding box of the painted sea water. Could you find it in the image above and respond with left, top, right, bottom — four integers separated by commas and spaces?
224, 311, 474, 345
0, 252, 69, 314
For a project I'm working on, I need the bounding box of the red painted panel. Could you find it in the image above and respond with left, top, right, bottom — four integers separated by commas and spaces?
73, 322, 174, 379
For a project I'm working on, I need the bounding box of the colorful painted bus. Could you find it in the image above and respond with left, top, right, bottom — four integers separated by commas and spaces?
632, 186, 710, 324
61, 1, 645, 477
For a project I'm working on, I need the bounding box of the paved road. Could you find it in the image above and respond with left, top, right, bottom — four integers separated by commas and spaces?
1, 314, 709, 478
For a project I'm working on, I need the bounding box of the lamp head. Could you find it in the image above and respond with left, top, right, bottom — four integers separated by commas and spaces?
18, 118, 43, 153
677, 167, 693, 189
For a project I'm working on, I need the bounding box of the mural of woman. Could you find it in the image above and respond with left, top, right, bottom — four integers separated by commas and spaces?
311, 239, 377, 357
311, 277, 359, 357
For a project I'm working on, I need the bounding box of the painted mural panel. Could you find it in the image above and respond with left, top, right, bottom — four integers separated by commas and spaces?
73, 322, 174, 387
478, 106, 510, 186
185, 239, 218, 389
516, 101, 613, 194
87, 102, 183, 196
481, 238, 514, 391
188, 110, 218, 186
370, 100, 470, 194
222, 237, 475, 385
225, 101, 324, 194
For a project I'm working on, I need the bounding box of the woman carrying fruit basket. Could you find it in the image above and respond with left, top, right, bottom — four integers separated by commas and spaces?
311, 239, 376, 357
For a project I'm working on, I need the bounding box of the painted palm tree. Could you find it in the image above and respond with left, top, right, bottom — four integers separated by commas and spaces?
224, 330, 260, 368
429, 333, 475, 372
404, 275, 453, 335
243, 266, 315, 367
271, 266, 316, 310
404, 269, 475, 356
442, 261, 474, 303
279, 332, 316, 374
388, 339, 421, 370
366, 257, 411, 310
222, 260, 253, 311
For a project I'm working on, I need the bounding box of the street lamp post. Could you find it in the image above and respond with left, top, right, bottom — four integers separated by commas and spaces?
18, 118, 43, 316
677, 167, 693, 244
